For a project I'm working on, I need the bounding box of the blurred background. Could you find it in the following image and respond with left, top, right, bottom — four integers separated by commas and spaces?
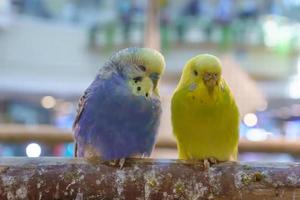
1, 0, 300, 161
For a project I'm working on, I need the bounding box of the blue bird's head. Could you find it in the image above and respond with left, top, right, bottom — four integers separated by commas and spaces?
109, 47, 165, 98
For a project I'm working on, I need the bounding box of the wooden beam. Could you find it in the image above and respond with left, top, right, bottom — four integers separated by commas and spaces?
158, 138, 300, 155
0, 158, 300, 199
1, 125, 300, 155
238, 139, 300, 155
0, 124, 72, 144
144, 0, 160, 50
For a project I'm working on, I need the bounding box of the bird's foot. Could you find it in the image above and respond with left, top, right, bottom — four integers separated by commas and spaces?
109, 158, 126, 169
203, 159, 210, 169
119, 158, 126, 169
208, 157, 218, 165
203, 157, 218, 169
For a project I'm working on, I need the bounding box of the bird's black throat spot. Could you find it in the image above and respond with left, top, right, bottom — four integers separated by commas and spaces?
133, 76, 143, 83
138, 65, 146, 72
137, 86, 141, 91
146, 93, 149, 97
193, 70, 198, 76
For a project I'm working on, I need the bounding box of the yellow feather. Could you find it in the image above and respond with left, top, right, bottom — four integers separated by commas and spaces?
171, 54, 239, 161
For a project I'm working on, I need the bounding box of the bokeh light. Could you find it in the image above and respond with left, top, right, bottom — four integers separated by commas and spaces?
243, 113, 258, 127
26, 143, 42, 157
41, 96, 56, 109
245, 128, 272, 142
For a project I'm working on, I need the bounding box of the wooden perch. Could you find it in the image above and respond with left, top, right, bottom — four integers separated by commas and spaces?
0, 158, 300, 200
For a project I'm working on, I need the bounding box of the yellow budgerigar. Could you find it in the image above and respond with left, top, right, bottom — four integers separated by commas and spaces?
171, 54, 239, 165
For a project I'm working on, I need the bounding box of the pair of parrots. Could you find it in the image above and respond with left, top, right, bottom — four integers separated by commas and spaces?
73, 47, 239, 164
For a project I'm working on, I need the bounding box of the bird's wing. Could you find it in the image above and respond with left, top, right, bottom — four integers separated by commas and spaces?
73, 89, 91, 157
73, 90, 89, 130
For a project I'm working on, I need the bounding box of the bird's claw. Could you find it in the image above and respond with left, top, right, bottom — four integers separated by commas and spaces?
109, 158, 126, 169
208, 157, 218, 165
203, 159, 210, 169
203, 157, 218, 169
119, 158, 126, 169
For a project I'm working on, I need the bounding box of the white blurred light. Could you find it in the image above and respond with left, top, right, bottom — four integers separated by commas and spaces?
263, 19, 278, 47
263, 18, 293, 48
287, 57, 300, 99
0, 0, 9, 9
284, 0, 300, 6
288, 78, 300, 99
41, 96, 56, 109
26, 143, 41, 157
243, 113, 258, 127
245, 128, 272, 142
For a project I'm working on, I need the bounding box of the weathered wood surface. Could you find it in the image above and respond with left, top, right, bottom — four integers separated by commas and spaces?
0, 158, 300, 200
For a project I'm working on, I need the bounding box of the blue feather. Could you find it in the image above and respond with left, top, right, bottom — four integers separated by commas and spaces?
74, 73, 161, 160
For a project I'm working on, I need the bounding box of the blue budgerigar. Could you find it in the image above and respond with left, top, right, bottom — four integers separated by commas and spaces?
73, 47, 165, 161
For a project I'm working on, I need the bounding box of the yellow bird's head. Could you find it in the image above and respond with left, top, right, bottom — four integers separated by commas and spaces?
180, 54, 222, 93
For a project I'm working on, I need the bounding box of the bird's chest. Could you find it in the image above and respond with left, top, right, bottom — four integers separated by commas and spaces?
176, 95, 230, 136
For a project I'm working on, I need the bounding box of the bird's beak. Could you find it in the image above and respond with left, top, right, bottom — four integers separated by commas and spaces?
149, 73, 159, 91
203, 73, 218, 90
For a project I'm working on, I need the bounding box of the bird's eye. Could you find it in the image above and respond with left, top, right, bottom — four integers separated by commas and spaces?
193, 70, 198, 76
138, 65, 146, 72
